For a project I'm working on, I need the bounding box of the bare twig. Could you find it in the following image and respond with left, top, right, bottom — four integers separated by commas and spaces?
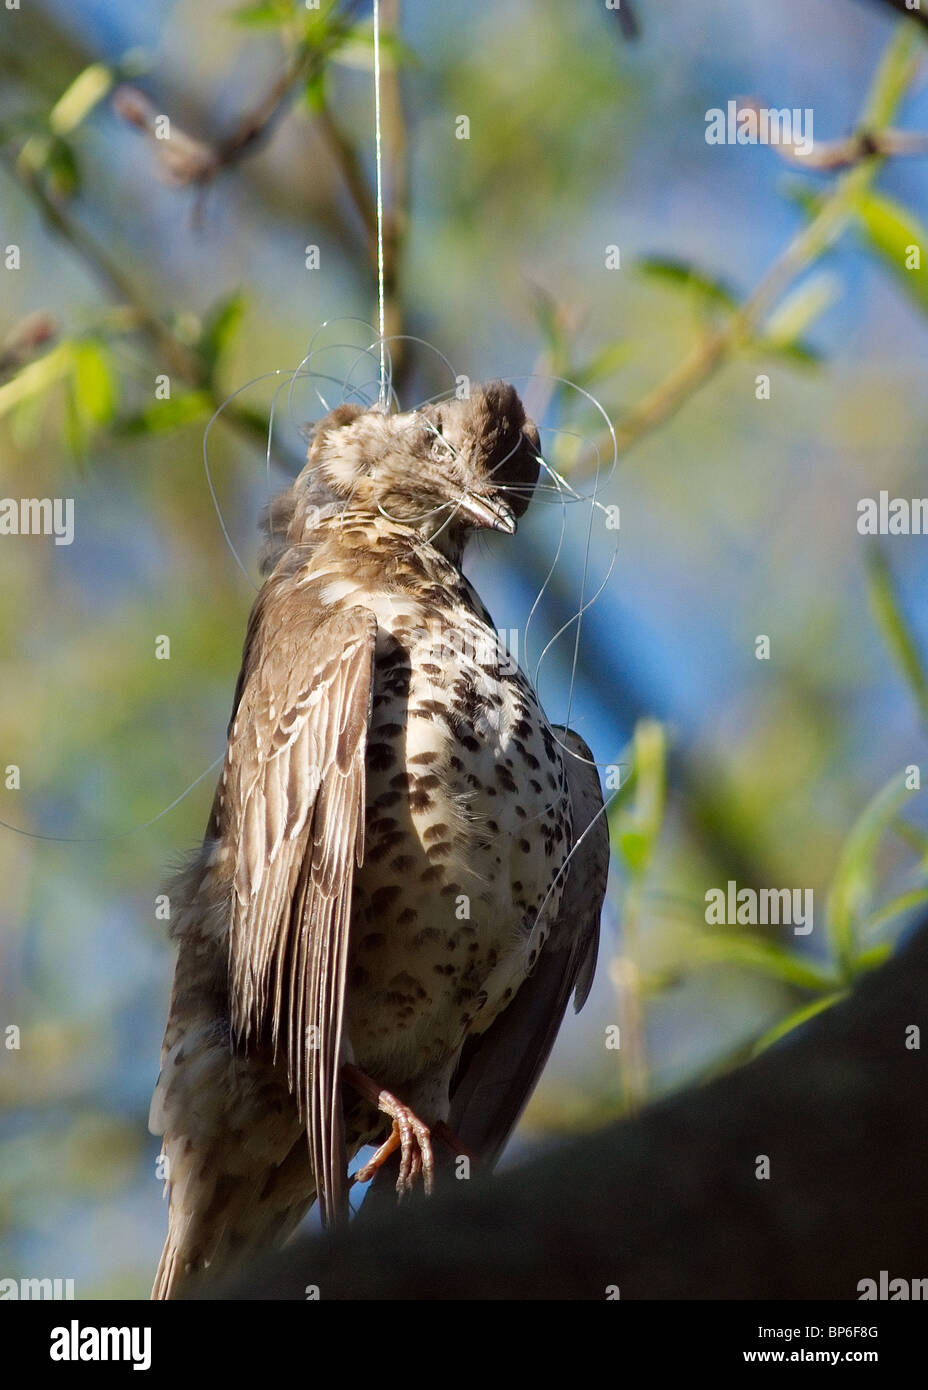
583, 24, 925, 471
779, 128, 928, 169
113, 0, 365, 188
0, 149, 283, 461
605, 0, 639, 41
112, 0, 408, 389
315, 99, 378, 253
605, 165, 871, 458
868, 0, 928, 33
552, 24, 927, 475
0, 310, 57, 381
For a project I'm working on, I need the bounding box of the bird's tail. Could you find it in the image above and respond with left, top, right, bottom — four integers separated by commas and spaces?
150, 1022, 316, 1299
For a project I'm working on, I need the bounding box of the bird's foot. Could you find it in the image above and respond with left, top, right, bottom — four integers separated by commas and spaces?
343, 1064, 434, 1198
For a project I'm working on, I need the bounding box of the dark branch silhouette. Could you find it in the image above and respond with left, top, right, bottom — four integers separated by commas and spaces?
215, 913, 928, 1300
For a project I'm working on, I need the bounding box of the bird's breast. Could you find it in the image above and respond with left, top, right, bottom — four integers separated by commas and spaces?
333, 579, 571, 1086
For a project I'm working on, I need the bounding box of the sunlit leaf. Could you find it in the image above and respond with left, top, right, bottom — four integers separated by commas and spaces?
865, 544, 928, 727
609, 719, 666, 879
0, 343, 73, 419
618, 828, 649, 873
17, 134, 80, 198
120, 390, 213, 434
230, 1, 296, 27
865, 886, 928, 936
528, 285, 570, 371
751, 992, 846, 1055
63, 377, 88, 460
855, 190, 928, 316
72, 339, 118, 427
751, 337, 822, 367
199, 294, 246, 376
860, 20, 922, 129
780, 178, 824, 220
761, 272, 839, 349
572, 339, 633, 388
852, 943, 892, 973
892, 818, 928, 860
826, 769, 917, 975
304, 67, 327, 113
636, 256, 739, 312
10, 388, 47, 451
49, 64, 114, 136
693, 933, 838, 992
329, 24, 419, 72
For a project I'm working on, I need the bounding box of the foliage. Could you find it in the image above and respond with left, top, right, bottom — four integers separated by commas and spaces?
0, 0, 926, 1295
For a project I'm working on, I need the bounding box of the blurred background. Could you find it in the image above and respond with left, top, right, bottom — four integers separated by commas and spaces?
1, 0, 927, 1298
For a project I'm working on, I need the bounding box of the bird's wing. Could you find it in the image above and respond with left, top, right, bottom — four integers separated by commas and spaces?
448, 728, 608, 1167
221, 583, 377, 1227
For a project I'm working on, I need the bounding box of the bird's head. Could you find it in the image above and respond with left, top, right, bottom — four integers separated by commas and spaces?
264, 381, 540, 569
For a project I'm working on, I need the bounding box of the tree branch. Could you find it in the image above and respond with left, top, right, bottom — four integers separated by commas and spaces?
113, 0, 366, 189
217, 914, 928, 1300
0, 150, 290, 464
580, 21, 924, 471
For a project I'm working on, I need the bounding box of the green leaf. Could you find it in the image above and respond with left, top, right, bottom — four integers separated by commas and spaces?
751, 992, 847, 1056
120, 390, 213, 434
0, 113, 48, 146
46, 136, 80, 199
618, 829, 649, 874
18, 133, 80, 198
72, 339, 118, 427
9, 387, 46, 450
826, 769, 917, 975
780, 178, 825, 220
892, 818, 928, 858
329, 24, 419, 72
636, 256, 739, 312
693, 933, 838, 992
230, 1, 296, 27
865, 886, 928, 936
0, 342, 74, 419
751, 337, 822, 368
63, 376, 88, 460
605, 759, 637, 829
2, 337, 120, 460
761, 272, 839, 349
304, 67, 327, 113
199, 293, 246, 376
865, 545, 928, 728
609, 720, 666, 879
855, 190, 928, 316
852, 943, 893, 973
529, 285, 569, 369
571, 340, 633, 389
49, 63, 113, 136
860, 21, 922, 130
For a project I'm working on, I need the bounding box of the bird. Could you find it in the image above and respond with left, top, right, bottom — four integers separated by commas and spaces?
149, 380, 609, 1299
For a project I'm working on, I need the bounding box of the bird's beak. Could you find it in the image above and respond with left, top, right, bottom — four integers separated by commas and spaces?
457, 493, 517, 535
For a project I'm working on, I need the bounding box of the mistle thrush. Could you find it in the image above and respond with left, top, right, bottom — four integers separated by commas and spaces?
150, 381, 608, 1298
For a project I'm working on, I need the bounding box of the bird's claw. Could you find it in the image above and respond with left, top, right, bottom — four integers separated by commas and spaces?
355, 1089, 434, 1198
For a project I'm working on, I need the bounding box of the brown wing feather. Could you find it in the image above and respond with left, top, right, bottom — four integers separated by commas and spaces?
219, 578, 377, 1227
448, 728, 608, 1167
